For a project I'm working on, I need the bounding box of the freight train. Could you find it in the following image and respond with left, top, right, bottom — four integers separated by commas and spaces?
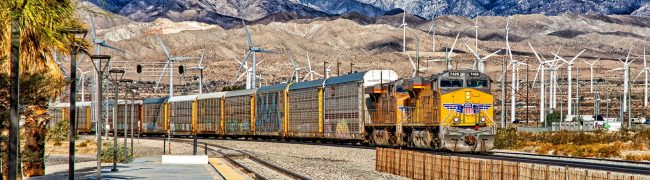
49, 70, 495, 152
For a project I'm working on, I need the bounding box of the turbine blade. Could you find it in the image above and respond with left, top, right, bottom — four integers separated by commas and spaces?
448, 32, 460, 58
199, 51, 205, 67
171, 56, 199, 61
634, 70, 644, 82
407, 53, 416, 69
464, 43, 480, 59
483, 50, 501, 60
156, 35, 171, 58
240, 51, 252, 71
243, 20, 254, 48
89, 14, 97, 39
154, 62, 169, 90
569, 49, 586, 63
99, 43, 126, 53
608, 68, 625, 72
528, 43, 543, 63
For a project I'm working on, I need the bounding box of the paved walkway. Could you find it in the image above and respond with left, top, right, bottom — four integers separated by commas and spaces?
29, 156, 222, 180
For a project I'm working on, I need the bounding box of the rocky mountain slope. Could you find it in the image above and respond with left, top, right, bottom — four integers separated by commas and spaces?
84, 0, 648, 29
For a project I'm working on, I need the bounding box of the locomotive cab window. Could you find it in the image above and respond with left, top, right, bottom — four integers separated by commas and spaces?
466, 79, 489, 88
440, 79, 463, 88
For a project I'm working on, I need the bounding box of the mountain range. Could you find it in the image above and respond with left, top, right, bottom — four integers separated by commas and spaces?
85, 0, 649, 29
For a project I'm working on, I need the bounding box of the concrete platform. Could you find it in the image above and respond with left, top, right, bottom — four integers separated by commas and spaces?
28, 156, 223, 180
89, 156, 220, 180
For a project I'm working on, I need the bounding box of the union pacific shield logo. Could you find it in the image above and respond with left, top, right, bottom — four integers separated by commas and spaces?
443, 103, 491, 115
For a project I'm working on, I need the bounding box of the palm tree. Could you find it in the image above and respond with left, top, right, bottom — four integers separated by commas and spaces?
1, 0, 85, 178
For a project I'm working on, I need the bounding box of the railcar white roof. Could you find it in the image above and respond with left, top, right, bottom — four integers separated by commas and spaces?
196, 92, 227, 100
168, 95, 198, 103
361, 70, 399, 87
225, 89, 257, 97
76, 102, 92, 107
53, 103, 70, 108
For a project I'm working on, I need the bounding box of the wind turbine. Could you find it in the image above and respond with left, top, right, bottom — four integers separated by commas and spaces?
78, 68, 90, 102
609, 49, 634, 116
634, 47, 648, 107
552, 49, 586, 117
499, 17, 528, 123
427, 32, 460, 70
239, 20, 274, 89
407, 37, 430, 78
428, 20, 436, 53
547, 47, 563, 110
582, 58, 600, 93
325, 50, 344, 78
187, 51, 206, 94
398, 11, 408, 53
232, 57, 266, 88
464, 44, 501, 73
302, 52, 323, 81
529, 43, 558, 123
153, 35, 199, 98
286, 49, 303, 83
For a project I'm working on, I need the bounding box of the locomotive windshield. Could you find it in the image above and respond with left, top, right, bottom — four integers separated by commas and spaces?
466, 79, 489, 88
440, 79, 463, 88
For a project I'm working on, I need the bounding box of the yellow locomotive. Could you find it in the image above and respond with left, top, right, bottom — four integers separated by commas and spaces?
366, 70, 494, 152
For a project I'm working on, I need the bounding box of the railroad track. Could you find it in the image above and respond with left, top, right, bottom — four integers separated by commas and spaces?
493, 151, 650, 168
171, 138, 310, 180
154, 136, 650, 176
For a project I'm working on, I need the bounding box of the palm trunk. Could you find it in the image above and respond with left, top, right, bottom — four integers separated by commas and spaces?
10, 14, 23, 180
21, 105, 48, 177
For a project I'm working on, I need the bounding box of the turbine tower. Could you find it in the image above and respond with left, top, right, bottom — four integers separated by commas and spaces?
399, 11, 408, 53
529, 43, 557, 123
552, 49, 586, 117
153, 35, 199, 98
609, 48, 634, 116
240, 20, 274, 89
188, 51, 206, 94
634, 47, 648, 108
582, 58, 600, 93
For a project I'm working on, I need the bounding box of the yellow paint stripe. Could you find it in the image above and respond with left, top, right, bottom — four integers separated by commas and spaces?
208, 158, 247, 180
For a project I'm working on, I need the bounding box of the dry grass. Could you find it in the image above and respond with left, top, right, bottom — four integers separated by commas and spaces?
624, 154, 650, 161
45, 139, 97, 155
496, 128, 650, 158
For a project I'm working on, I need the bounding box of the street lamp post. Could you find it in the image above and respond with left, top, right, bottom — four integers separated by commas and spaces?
90, 55, 111, 180
60, 27, 87, 180
109, 69, 125, 172
120, 79, 133, 163
129, 86, 138, 157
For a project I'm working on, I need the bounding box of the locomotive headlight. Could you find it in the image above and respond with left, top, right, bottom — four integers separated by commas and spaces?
453, 117, 460, 124
465, 92, 470, 99
480, 117, 486, 122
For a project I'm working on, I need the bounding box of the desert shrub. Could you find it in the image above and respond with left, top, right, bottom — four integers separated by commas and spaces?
77, 141, 87, 147
624, 154, 650, 161
494, 127, 520, 149
47, 119, 69, 142
52, 141, 62, 146
101, 142, 133, 163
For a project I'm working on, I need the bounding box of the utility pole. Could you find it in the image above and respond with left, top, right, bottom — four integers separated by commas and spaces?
349, 63, 354, 74
337, 62, 341, 76
323, 62, 327, 78
109, 69, 124, 172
